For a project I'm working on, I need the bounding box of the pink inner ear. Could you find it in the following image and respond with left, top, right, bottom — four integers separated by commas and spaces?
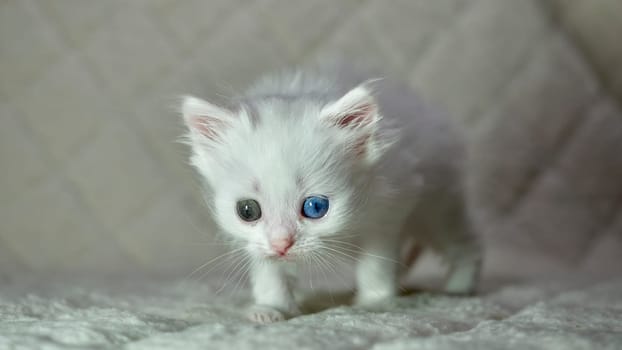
337, 104, 374, 128
191, 116, 227, 140
353, 134, 370, 157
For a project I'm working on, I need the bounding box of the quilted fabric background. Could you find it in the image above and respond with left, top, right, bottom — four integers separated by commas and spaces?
1, 0, 621, 281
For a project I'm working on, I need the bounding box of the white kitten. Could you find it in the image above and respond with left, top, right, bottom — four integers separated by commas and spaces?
181, 66, 482, 323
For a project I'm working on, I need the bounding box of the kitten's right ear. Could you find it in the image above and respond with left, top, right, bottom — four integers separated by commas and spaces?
181, 95, 233, 142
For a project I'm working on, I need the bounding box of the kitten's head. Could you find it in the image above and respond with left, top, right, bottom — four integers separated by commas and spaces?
181, 84, 391, 261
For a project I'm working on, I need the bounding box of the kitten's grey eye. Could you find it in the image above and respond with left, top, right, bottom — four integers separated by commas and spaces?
236, 199, 261, 222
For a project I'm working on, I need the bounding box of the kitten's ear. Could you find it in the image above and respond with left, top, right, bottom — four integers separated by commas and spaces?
321, 85, 378, 130
321, 85, 380, 158
181, 95, 233, 142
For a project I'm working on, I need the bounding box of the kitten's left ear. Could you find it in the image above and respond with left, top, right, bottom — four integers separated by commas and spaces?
321, 85, 383, 160
321, 85, 378, 130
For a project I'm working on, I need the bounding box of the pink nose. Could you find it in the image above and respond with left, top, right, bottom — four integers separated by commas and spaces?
270, 237, 294, 256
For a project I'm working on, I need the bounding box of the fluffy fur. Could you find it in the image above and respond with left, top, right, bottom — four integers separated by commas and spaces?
181, 66, 482, 323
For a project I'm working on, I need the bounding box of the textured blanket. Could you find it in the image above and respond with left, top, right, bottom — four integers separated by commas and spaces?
1, 277, 621, 349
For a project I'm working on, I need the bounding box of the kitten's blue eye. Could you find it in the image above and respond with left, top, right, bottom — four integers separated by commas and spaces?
302, 196, 329, 219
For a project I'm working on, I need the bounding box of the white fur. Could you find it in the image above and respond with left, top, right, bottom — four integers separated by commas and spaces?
181, 67, 482, 323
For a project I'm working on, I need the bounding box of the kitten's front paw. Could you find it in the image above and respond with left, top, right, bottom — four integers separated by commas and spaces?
246, 305, 286, 324
444, 258, 481, 296
354, 293, 395, 310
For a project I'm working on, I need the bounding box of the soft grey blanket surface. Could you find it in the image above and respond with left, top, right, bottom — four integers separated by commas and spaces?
1, 277, 621, 349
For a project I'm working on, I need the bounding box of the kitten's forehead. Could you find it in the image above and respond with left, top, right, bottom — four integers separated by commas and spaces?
237, 99, 328, 162
214, 97, 347, 194
251, 98, 323, 126
243, 133, 307, 189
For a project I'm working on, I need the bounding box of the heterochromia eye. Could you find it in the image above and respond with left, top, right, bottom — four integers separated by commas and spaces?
301, 196, 329, 219
237, 199, 261, 222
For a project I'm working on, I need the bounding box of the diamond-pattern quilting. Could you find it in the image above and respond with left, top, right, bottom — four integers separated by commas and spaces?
0, 0, 64, 99
0, 0, 621, 275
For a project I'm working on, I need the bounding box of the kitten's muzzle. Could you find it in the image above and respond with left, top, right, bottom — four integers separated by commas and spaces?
270, 236, 295, 257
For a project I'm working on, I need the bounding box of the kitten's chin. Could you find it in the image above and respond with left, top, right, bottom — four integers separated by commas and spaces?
247, 245, 310, 263
253, 250, 306, 263
264, 254, 298, 263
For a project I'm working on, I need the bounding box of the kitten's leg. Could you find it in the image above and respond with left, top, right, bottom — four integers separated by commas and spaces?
444, 238, 482, 295
432, 197, 483, 295
247, 261, 300, 323
354, 234, 401, 306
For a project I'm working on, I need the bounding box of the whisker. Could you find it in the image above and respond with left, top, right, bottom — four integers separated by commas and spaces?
316, 249, 351, 287
230, 255, 254, 297
185, 247, 246, 280
320, 250, 355, 274
297, 252, 315, 293
311, 251, 335, 305
320, 239, 363, 249
321, 240, 403, 265
215, 253, 248, 295
196, 252, 241, 283
321, 247, 397, 297
318, 246, 361, 264
324, 233, 360, 241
